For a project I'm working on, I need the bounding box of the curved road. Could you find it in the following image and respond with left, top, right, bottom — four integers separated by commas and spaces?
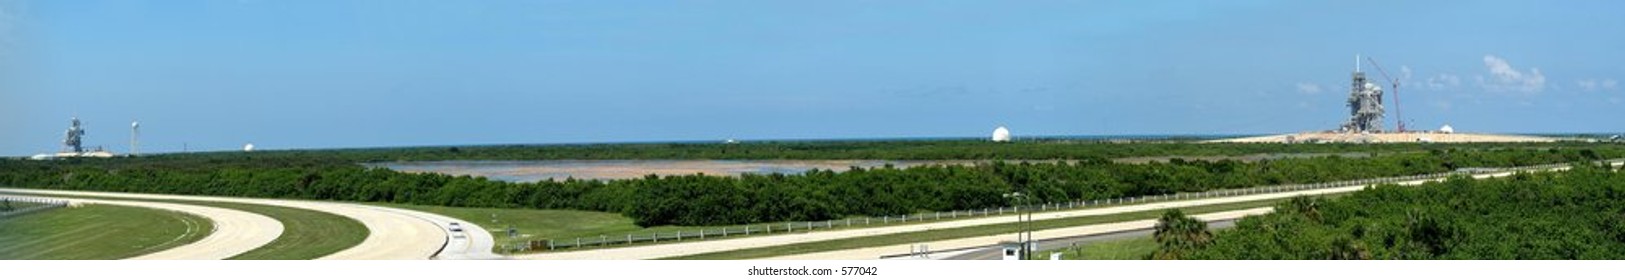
362, 205, 504, 260
0, 188, 497, 260
0, 194, 284, 260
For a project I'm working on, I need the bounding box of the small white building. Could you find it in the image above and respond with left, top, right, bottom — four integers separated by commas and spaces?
1439, 125, 1455, 134
991, 126, 1012, 142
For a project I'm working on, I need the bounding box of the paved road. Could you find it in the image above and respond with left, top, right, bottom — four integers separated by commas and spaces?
0, 194, 283, 260
517, 165, 1555, 260
772, 163, 1623, 260
0, 188, 495, 260
770, 208, 1267, 260
362, 205, 505, 260
939, 219, 1238, 260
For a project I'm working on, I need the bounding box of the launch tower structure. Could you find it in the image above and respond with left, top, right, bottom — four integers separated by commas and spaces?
1342, 55, 1385, 133
64, 117, 86, 153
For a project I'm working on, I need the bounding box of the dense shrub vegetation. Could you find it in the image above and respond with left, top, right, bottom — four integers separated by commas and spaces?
2, 142, 1620, 227
1178, 163, 1625, 259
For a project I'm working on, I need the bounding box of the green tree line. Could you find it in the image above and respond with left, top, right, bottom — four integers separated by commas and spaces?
1, 146, 1618, 226
1175, 162, 1625, 259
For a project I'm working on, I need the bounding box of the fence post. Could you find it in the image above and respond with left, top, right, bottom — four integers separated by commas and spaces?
576, 237, 581, 247
677, 231, 681, 241
628, 234, 633, 244
700, 230, 705, 239
548, 239, 554, 250
746, 226, 751, 235
788, 222, 794, 232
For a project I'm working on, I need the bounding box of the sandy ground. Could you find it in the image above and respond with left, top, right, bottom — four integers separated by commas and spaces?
770, 208, 1273, 260
512, 166, 1547, 260
0, 194, 283, 260
0, 188, 466, 260
1206, 132, 1561, 143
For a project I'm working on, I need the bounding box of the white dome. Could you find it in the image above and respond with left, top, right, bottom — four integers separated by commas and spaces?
991, 126, 1012, 142
243, 143, 256, 152
1440, 125, 1455, 134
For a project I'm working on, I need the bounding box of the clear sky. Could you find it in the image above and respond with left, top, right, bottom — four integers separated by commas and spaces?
2, 0, 1623, 156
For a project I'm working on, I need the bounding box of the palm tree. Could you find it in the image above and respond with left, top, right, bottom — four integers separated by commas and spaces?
1151, 209, 1212, 259
1286, 196, 1322, 222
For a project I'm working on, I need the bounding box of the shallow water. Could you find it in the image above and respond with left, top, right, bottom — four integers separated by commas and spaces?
367, 160, 944, 182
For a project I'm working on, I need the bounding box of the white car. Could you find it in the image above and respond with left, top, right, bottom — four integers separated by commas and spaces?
449, 222, 465, 238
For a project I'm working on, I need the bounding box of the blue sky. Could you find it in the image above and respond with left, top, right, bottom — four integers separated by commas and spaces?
2, 0, 1623, 155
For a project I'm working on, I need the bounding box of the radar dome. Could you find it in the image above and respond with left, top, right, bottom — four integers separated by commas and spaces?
243, 143, 256, 152
1440, 125, 1455, 134
991, 126, 1011, 142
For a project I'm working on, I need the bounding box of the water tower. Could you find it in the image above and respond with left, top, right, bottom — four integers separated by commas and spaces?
130, 121, 140, 156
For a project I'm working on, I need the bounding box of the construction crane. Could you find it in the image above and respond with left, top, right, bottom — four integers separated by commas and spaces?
1365, 56, 1405, 132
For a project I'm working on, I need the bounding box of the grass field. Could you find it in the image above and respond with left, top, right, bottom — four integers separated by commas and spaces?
663, 198, 1296, 260
0, 192, 368, 260
188, 202, 368, 260
1038, 236, 1159, 260
371, 203, 729, 252
379, 198, 1252, 254
0, 204, 213, 260
380, 188, 1345, 255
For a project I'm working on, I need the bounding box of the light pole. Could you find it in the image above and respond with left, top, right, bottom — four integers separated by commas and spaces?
1003, 191, 1032, 260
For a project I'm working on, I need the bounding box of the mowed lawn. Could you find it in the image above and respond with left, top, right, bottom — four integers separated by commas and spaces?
0, 204, 213, 260
373, 204, 681, 251
198, 202, 368, 260
0, 192, 370, 260
1045, 236, 1160, 260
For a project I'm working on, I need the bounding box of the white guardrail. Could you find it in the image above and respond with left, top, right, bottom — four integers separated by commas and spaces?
0, 196, 71, 219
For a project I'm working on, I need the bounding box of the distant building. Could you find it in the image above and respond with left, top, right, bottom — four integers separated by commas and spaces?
991, 126, 1012, 142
